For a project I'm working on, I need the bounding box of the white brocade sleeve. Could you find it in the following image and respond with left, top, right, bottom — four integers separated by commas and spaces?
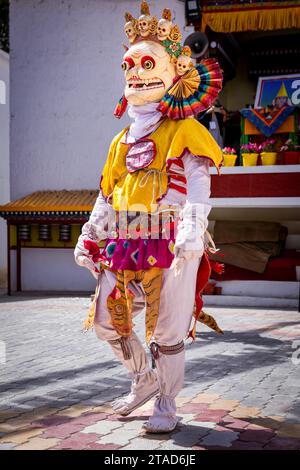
174, 153, 211, 259
74, 191, 115, 275
183, 153, 211, 220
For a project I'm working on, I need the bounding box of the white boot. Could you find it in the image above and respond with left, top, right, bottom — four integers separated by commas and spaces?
144, 395, 178, 433
112, 367, 159, 416
143, 341, 185, 433
108, 333, 159, 416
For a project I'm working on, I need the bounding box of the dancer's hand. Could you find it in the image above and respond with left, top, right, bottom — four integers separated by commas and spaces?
74, 191, 115, 279
75, 254, 99, 280
170, 248, 203, 277
170, 256, 184, 277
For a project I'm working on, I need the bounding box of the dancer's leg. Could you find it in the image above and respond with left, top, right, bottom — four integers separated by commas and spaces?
94, 270, 158, 415
144, 258, 200, 432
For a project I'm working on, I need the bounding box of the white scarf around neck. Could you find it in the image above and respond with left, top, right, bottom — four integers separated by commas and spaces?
127, 102, 164, 142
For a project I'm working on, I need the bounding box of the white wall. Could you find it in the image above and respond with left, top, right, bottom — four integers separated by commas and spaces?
0, 50, 9, 288
10, 0, 187, 199
21, 248, 97, 292
10, 0, 187, 291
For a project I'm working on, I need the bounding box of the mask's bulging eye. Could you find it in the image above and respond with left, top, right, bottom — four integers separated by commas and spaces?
141, 56, 155, 71
122, 57, 135, 71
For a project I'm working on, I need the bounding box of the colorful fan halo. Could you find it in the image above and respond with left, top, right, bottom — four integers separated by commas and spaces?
114, 95, 128, 119
158, 58, 223, 120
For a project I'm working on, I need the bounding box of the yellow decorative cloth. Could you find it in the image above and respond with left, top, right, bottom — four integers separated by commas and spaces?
197, 309, 223, 336
83, 281, 101, 332
83, 268, 224, 342
107, 267, 163, 344
100, 117, 223, 213
201, 3, 300, 33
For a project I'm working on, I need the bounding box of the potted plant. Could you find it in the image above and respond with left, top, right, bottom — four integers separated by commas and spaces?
222, 147, 237, 166
240, 143, 259, 166
260, 138, 277, 165
280, 139, 300, 165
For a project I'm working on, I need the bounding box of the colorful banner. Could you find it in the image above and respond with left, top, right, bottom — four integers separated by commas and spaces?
241, 106, 295, 137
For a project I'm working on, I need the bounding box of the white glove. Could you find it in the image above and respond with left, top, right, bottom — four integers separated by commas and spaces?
75, 255, 100, 280
171, 202, 206, 277
74, 191, 115, 277
175, 201, 206, 252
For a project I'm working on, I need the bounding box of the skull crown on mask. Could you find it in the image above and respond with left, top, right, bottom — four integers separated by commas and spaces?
120, 2, 194, 108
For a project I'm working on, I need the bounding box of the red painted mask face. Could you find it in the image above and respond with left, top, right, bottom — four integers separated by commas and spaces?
122, 40, 176, 105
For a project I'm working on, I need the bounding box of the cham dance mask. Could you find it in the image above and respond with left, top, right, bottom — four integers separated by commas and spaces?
115, 1, 223, 119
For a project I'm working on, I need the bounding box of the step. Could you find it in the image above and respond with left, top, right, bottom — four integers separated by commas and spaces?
213, 280, 299, 299
203, 294, 298, 309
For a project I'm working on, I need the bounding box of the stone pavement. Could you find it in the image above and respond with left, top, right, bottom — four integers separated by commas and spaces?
0, 292, 300, 450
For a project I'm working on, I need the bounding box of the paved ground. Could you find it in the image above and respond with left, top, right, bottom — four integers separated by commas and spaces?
0, 291, 300, 450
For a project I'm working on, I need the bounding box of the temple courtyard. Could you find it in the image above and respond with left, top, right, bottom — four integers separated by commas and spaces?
0, 292, 300, 450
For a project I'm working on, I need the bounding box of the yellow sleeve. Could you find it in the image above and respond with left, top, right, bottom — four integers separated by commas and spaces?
100, 128, 128, 198
168, 118, 223, 172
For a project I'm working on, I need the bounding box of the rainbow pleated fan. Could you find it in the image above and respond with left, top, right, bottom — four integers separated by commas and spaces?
158, 58, 223, 120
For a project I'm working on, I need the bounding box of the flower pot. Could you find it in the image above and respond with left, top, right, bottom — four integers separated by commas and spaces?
283, 151, 300, 165
242, 153, 258, 166
261, 152, 277, 165
223, 154, 237, 167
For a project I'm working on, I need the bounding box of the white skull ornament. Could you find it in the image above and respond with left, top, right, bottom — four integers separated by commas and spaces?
176, 54, 192, 76
157, 18, 172, 41
124, 21, 137, 44
138, 15, 151, 37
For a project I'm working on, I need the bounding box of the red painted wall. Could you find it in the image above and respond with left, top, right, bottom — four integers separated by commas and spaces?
211, 173, 300, 198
